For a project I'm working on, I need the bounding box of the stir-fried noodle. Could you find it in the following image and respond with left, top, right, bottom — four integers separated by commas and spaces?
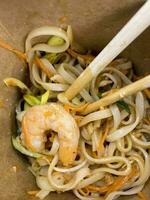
2, 26, 150, 200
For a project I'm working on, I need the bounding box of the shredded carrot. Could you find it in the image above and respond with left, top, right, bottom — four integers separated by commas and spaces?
34, 56, 52, 79
0, 38, 59, 79
27, 190, 39, 196
97, 120, 109, 153
137, 192, 148, 200
86, 165, 138, 195
64, 105, 70, 112
67, 48, 94, 62
106, 165, 138, 195
92, 151, 98, 159
63, 173, 72, 181
0, 39, 26, 60
64, 103, 89, 113
144, 88, 150, 99
74, 115, 84, 125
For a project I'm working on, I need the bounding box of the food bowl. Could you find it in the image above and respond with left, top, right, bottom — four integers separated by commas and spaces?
0, 0, 149, 199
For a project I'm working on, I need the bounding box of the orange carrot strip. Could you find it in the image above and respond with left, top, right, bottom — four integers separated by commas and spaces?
64, 103, 89, 113
106, 165, 138, 195
86, 165, 138, 195
34, 57, 52, 79
0, 39, 26, 60
92, 151, 98, 159
74, 115, 84, 125
67, 48, 94, 62
64, 104, 70, 112
137, 192, 148, 200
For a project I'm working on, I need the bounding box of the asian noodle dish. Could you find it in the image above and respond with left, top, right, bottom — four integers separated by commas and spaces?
2, 26, 150, 200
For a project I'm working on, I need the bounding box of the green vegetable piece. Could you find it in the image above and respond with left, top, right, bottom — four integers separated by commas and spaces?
24, 102, 30, 110
44, 53, 61, 64
41, 90, 50, 105
12, 136, 41, 158
98, 87, 107, 98
116, 100, 130, 114
98, 92, 102, 98
47, 36, 64, 46
24, 94, 41, 106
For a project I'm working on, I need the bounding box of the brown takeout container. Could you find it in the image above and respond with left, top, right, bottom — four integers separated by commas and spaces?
0, 0, 149, 199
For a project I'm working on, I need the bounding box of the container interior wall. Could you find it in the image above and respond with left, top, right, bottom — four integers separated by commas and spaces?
0, 0, 149, 200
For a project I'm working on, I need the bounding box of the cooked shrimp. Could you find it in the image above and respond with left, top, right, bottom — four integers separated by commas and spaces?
21, 103, 79, 166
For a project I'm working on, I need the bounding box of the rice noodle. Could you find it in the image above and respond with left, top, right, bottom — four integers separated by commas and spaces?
79, 109, 112, 127
54, 160, 87, 173
82, 141, 131, 176
116, 135, 132, 153
130, 130, 150, 148
107, 92, 144, 142
26, 26, 70, 59
73, 189, 101, 200
48, 155, 90, 191
110, 104, 121, 131
32, 64, 69, 91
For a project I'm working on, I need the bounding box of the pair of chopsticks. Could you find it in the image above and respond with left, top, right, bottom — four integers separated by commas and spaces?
58, 0, 150, 114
